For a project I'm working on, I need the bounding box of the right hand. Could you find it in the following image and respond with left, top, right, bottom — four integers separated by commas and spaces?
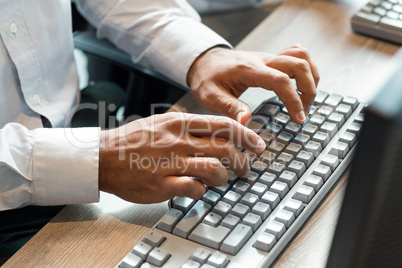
98, 113, 266, 204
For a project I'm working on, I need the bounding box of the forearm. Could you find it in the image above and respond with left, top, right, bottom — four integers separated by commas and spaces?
74, 0, 232, 87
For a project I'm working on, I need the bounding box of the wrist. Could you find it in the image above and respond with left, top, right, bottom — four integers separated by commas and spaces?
187, 46, 230, 87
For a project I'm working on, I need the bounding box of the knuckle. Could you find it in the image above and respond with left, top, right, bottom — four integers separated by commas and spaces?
273, 73, 291, 88
295, 59, 310, 73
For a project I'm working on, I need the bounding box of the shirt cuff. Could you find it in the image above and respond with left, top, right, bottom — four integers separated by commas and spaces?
147, 17, 233, 87
32, 127, 100, 206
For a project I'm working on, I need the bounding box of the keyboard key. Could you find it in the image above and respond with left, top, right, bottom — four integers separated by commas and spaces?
255, 103, 280, 117
310, 114, 326, 127
172, 196, 196, 214
348, 122, 362, 136
277, 152, 294, 167
203, 212, 223, 227
294, 133, 311, 147
221, 224, 253, 255
221, 214, 240, 230
303, 175, 324, 192
252, 202, 272, 220
232, 203, 250, 219
189, 224, 230, 250
276, 131, 294, 146
284, 122, 301, 136
242, 212, 263, 232
287, 160, 307, 178
190, 248, 211, 264
143, 230, 166, 248
157, 208, 183, 233
266, 122, 283, 136
314, 90, 329, 105
146, 247, 171, 267
354, 10, 381, 23
339, 131, 357, 147
211, 183, 230, 196
354, 113, 364, 124
337, 104, 353, 119
317, 106, 333, 119
259, 172, 277, 187
260, 130, 275, 146
132, 242, 152, 261
253, 232, 277, 252
244, 150, 258, 163
120, 253, 143, 268
380, 16, 402, 30
251, 160, 268, 175
247, 120, 264, 133
240, 192, 260, 208
296, 150, 314, 167
270, 181, 289, 199
232, 181, 251, 196
275, 112, 291, 127
244, 171, 259, 186
268, 161, 286, 177
250, 182, 268, 197
313, 164, 332, 181
302, 124, 318, 137
305, 140, 322, 157
275, 209, 295, 228
268, 141, 286, 155
259, 150, 277, 165
342, 96, 358, 110
320, 122, 338, 138
327, 113, 345, 128
329, 141, 350, 159
321, 154, 340, 172
182, 260, 201, 268
173, 200, 211, 238
222, 190, 242, 207
285, 142, 303, 157
324, 94, 343, 108
212, 201, 232, 218
284, 199, 304, 217
265, 220, 286, 240
278, 171, 298, 188
207, 251, 229, 268
202, 190, 221, 206
294, 185, 316, 204
261, 191, 280, 209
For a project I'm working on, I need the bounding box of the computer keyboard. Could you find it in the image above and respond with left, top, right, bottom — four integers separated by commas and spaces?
117, 91, 365, 268
351, 0, 402, 44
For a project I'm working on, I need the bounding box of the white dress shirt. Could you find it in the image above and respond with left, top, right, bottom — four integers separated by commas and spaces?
0, 0, 230, 210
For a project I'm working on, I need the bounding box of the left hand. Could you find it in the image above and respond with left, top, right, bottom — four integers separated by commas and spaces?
187, 45, 320, 125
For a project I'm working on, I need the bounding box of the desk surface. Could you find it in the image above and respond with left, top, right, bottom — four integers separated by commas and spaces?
4, 0, 400, 267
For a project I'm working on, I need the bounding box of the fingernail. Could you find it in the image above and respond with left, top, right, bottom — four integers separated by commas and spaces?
257, 139, 266, 150
298, 111, 306, 122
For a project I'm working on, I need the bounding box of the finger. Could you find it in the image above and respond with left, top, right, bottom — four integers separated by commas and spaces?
279, 45, 320, 86
182, 113, 266, 154
187, 137, 250, 178
169, 157, 228, 187
266, 55, 316, 116
159, 176, 206, 200
236, 65, 307, 124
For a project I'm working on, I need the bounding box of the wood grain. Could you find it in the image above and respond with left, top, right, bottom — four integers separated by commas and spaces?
4, 0, 400, 267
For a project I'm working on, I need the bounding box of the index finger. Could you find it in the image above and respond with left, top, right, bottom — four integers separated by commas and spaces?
182, 114, 266, 154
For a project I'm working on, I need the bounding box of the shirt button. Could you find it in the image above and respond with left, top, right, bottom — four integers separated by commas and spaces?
9, 22, 18, 34
33, 94, 41, 105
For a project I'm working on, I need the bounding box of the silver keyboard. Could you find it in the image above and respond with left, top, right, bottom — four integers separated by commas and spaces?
351, 0, 402, 44
117, 91, 365, 268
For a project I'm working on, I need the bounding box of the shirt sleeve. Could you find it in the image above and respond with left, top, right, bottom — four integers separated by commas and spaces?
74, 0, 233, 87
0, 123, 100, 211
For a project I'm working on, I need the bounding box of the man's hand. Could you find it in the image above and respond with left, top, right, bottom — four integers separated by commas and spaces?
98, 113, 265, 204
187, 45, 320, 125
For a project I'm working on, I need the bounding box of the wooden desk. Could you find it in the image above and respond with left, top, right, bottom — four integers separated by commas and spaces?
4, 1, 400, 267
